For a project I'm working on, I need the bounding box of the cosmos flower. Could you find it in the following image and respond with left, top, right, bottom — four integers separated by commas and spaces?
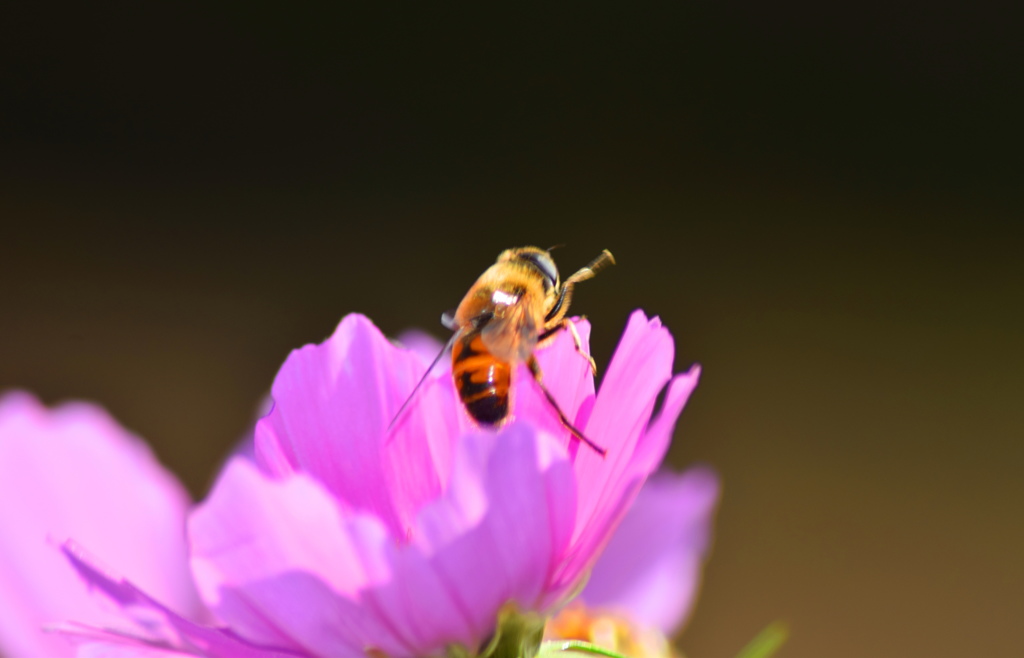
28, 309, 701, 657
0, 392, 203, 658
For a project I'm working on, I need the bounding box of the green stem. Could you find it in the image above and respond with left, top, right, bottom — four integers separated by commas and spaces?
538, 639, 634, 658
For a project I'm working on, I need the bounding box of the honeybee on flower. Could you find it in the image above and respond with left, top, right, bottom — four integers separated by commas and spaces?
395, 246, 615, 455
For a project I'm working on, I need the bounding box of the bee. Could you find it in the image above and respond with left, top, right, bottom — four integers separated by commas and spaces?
393, 246, 615, 455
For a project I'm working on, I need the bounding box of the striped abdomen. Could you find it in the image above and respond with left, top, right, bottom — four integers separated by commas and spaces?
452, 330, 512, 425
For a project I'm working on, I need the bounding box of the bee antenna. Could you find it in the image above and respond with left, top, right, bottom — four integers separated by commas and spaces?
386, 336, 454, 443
545, 243, 565, 252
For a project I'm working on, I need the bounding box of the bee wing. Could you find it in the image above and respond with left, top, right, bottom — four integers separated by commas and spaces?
386, 334, 456, 441
480, 302, 539, 363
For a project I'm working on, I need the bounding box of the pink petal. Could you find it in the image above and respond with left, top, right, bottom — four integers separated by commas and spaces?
58, 542, 296, 658
75, 642, 200, 657
189, 458, 403, 656
511, 319, 598, 453
629, 366, 702, 477
535, 319, 597, 429
580, 467, 720, 634
76, 642, 199, 657
190, 426, 579, 656
254, 314, 462, 538
0, 393, 202, 658
566, 366, 703, 576
574, 311, 675, 529
554, 312, 699, 591
408, 423, 576, 646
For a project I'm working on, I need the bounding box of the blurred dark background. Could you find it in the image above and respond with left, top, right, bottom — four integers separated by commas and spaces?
2, 3, 1021, 656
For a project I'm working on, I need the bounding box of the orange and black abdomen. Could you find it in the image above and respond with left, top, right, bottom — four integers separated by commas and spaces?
452, 329, 512, 425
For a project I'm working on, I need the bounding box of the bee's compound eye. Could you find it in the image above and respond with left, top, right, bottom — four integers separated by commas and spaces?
519, 251, 559, 290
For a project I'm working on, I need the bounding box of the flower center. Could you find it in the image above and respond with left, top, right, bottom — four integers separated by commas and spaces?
544, 603, 676, 658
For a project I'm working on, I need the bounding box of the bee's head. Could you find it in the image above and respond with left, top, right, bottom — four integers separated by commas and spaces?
499, 246, 560, 291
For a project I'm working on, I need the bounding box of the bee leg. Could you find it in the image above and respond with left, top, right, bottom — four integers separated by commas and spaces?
543, 249, 616, 327
527, 356, 607, 457
564, 319, 597, 376
537, 319, 597, 375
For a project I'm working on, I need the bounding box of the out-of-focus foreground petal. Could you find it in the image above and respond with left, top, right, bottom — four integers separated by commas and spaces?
0, 392, 203, 657
190, 423, 576, 656
56, 542, 295, 658
579, 467, 720, 634
255, 314, 466, 538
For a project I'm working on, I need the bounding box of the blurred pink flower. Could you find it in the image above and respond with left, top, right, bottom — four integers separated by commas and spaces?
576, 466, 720, 634
541, 468, 719, 658
56, 310, 700, 657
0, 392, 203, 657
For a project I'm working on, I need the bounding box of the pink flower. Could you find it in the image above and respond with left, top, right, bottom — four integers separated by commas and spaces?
0, 392, 203, 657
578, 466, 720, 635
56, 310, 700, 657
